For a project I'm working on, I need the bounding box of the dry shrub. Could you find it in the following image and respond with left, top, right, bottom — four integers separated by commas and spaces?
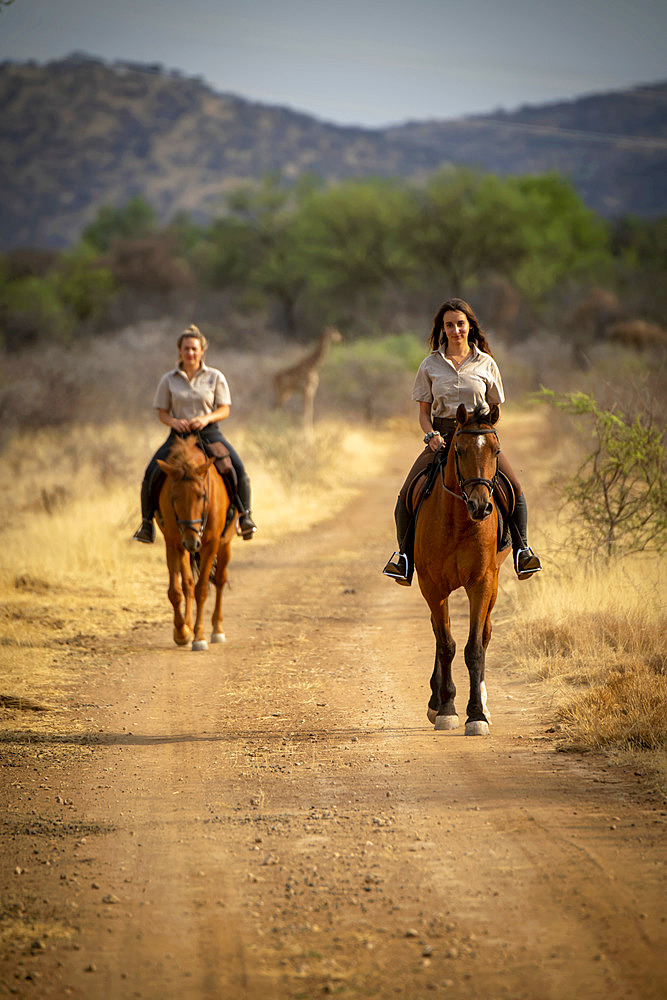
506, 556, 667, 760
557, 662, 667, 752
516, 607, 665, 686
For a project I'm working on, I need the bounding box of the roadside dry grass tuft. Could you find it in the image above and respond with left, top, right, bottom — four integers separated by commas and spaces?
505, 554, 667, 785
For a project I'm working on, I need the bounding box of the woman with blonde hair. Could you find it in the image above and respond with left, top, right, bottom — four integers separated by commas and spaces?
133, 324, 257, 543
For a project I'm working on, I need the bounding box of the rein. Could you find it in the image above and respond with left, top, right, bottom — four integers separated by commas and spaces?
440, 426, 499, 504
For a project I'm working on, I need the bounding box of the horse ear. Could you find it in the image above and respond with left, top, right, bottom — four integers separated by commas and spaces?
157, 459, 175, 475
488, 404, 500, 425
456, 403, 468, 425
195, 457, 216, 477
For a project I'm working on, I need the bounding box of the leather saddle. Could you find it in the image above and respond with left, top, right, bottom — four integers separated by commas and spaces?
408, 455, 513, 553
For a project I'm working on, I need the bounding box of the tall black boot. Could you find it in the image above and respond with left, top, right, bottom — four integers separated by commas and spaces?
509, 494, 541, 579
235, 473, 257, 539
133, 472, 157, 543
382, 495, 413, 585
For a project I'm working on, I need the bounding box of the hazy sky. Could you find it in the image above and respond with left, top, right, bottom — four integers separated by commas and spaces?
1, 0, 666, 126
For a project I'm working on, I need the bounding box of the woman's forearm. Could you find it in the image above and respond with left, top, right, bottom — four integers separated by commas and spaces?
205, 404, 231, 424
418, 401, 434, 434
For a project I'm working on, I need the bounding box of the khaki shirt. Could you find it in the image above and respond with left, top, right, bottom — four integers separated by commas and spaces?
411, 346, 505, 418
153, 363, 232, 420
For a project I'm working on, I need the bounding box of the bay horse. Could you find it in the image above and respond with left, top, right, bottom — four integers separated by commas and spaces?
413, 403, 510, 735
156, 435, 235, 651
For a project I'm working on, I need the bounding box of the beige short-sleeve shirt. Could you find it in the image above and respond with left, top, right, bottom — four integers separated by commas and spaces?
411, 346, 505, 418
153, 363, 232, 420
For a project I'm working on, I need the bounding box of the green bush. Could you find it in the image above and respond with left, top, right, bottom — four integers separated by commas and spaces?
541, 389, 666, 556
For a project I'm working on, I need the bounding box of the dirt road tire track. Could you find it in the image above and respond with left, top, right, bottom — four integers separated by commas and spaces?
1, 428, 665, 999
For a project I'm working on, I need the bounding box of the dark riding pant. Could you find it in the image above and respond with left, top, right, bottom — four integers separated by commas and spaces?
140, 427, 252, 521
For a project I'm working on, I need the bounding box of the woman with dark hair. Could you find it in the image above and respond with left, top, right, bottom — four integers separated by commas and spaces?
382, 297, 541, 585
133, 324, 257, 544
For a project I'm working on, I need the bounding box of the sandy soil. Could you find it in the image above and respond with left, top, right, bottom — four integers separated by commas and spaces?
1, 427, 666, 1000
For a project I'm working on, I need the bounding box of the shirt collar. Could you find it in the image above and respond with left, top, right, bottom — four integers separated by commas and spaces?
436, 343, 481, 362
174, 362, 210, 378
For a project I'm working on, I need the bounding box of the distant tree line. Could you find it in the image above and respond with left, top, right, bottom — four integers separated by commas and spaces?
0, 167, 665, 350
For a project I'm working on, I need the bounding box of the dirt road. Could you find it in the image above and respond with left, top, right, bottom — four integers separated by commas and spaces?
1, 429, 666, 999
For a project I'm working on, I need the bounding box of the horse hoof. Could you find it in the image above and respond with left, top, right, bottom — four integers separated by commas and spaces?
427, 708, 438, 725
210, 632, 226, 644
465, 719, 490, 736
192, 639, 209, 652
174, 634, 191, 646
434, 714, 459, 731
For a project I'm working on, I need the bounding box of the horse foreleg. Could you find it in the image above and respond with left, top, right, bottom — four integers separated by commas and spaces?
166, 547, 192, 646
463, 581, 496, 735
210, 539, 232, 644
191, 547, 217, 651
425, 598, 458, 730
479, 571, 500, 724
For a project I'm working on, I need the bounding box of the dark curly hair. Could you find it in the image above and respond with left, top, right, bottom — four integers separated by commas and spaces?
428, 297, 493, 356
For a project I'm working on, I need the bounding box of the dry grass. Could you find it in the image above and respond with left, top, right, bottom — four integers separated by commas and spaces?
505, 553, 667, 784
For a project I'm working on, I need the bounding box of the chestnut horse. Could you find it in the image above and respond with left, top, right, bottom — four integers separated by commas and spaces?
156, 435, 235, 651
413, 403, 510, 735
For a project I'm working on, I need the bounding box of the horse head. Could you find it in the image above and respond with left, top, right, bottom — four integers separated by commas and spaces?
157, 437, 215, 553
453, 403, 501, 521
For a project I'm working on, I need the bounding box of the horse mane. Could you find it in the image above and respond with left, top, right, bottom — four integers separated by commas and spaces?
166, 435, 204, 478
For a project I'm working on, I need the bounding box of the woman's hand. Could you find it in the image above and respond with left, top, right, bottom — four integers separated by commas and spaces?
187, 414, 209, 432
171, 417, 191, 434
428, 433, 444, 452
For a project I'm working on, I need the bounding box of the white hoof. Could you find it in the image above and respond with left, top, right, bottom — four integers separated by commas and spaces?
434, 714, 459, 731
465, 719, 490, 736
210, 632, 226, 644
192, 639, 209, 652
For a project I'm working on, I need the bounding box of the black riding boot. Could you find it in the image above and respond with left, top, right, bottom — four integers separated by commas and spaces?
509, 494, 542, 580
133, 472, 157, 543
382, 495, 413, 585
235, 473, 257, 540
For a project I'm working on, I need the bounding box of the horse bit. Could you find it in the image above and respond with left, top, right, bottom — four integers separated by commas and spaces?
440, 426, 500, 504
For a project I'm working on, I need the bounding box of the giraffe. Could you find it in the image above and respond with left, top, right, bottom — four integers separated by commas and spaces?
272, 326, 343, 431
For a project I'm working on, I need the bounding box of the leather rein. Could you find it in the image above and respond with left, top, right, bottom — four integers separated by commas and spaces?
440, 426, 500, 505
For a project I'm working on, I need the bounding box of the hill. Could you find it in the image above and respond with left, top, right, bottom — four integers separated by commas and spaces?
1, 54, 666, 249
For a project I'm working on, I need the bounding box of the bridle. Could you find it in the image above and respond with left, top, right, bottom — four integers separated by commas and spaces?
172, 475, 210, 544
440, 426, 500, 504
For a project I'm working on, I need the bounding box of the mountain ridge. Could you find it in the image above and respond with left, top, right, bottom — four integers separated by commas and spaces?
1, 54, 665, 249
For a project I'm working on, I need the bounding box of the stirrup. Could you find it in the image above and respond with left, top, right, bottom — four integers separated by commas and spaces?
237, 512, 257, 540
133, 519, 155, 544
382, 552, 411, 586
515, 546, 541, 580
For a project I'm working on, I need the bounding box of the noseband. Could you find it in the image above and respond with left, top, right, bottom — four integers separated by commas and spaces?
441, 426, 499, 504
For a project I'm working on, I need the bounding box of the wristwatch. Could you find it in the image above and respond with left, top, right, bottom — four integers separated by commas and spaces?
424, 430, 440, 443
